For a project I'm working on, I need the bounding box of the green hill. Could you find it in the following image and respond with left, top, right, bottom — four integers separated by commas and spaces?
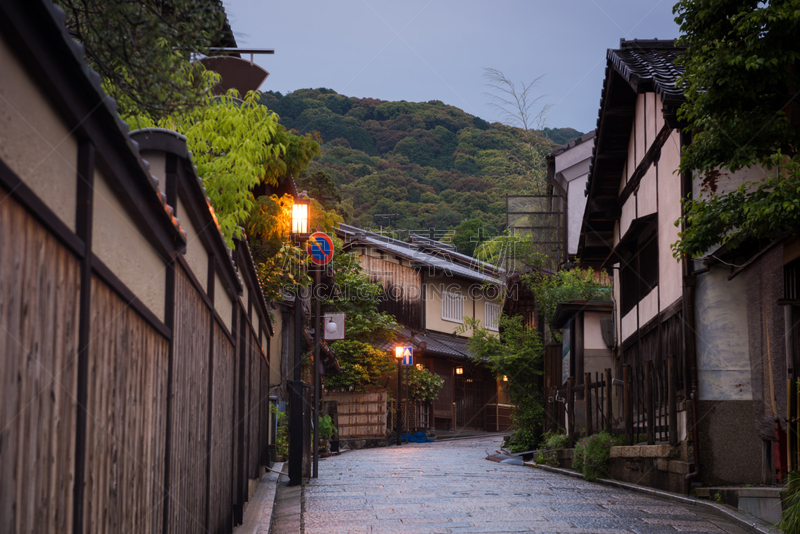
258, 88, 583, 254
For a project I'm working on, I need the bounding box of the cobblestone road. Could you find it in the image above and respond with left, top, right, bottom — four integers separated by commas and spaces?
291, 435, 752, 534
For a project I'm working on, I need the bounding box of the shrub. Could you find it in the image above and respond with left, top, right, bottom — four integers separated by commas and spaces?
540, 430, 569, 450
778, 470, 800, 533
536, 450, 559, 467
573, 431, 613, 481
270, 404, 288, 458
406, 367, 445, 403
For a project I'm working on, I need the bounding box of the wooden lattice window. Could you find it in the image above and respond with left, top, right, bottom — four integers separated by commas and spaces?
484, 301, 501, 331
441, 290, 465, 323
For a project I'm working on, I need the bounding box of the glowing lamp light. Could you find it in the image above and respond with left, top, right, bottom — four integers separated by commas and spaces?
395, 346, 404, 359
455, 366, 463, 375
503, 375, 509, 382
416, 364, 424, 371
291, 199, 309, 235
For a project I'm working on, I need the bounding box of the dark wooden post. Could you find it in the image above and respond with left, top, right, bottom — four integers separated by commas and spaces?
646, 360, 655, 445
585, 372, 593, 436
567, 376, 575, 447
624, 364, 632, 445
668, 357, 678, 446
605, 368, 613, 434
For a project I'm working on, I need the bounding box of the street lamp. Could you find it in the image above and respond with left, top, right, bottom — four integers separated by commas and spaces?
395, 346, 403, 446
292, 197, 310, 237
288, 196, 310, 486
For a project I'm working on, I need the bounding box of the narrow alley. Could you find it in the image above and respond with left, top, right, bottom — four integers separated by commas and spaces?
269, 435, 753, 534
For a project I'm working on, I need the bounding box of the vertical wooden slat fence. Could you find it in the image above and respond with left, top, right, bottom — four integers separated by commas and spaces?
0, 19, 279, 531
83, 278, 169, 534
166, 266, 211, 534
557, 360, 679, 447
207, 322, 235, 534
0, 197, 81, 534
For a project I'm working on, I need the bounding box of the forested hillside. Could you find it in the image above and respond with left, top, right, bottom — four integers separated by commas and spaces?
258, 88, 582, 255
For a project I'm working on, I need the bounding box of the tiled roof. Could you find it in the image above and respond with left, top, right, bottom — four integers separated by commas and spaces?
608, 39, 685, 104
375, 328, 474, 361
338, 224, 502, 285
548, 130, 596, 157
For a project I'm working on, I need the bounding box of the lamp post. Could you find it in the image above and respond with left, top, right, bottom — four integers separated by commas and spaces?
395, 346, 403, 446
288, 197, 310, 486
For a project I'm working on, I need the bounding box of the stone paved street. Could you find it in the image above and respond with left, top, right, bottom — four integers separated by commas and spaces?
282, 435, 753, 534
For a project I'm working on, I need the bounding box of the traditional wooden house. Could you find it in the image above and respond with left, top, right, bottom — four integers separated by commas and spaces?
579, 38, 800, 489
336, 224, 511, 431
0, 1, 275, 532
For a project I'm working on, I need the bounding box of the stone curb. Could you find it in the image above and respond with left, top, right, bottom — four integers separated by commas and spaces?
236, 462, 285, 534
525, 463, 777, 534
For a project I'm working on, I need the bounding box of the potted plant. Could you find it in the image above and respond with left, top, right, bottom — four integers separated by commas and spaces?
318, 414, 337, 454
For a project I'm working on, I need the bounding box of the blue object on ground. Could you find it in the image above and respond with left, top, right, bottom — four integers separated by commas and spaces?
402, 432, 434, 443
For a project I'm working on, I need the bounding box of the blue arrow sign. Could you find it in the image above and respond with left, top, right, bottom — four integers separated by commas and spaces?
402, 347, 413, 366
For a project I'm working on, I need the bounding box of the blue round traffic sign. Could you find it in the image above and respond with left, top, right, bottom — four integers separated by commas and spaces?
307, 231, 334, 266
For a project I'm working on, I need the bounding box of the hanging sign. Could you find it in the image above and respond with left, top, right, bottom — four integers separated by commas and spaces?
307, 231, 334, 266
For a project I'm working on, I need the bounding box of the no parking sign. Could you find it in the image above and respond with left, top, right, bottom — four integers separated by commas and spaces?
307, 231, 334, 266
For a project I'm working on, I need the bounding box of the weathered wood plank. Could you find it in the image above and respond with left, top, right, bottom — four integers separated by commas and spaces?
0, 194, 80, 534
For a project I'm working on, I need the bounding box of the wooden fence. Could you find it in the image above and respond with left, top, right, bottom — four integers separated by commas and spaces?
326, 390, 387, 439
547, 359, 680, 447
0, 34, 275, 534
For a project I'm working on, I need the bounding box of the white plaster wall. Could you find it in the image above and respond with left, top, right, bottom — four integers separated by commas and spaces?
621, 305, 637, 343
140, 150, 167, 198
0, 34, 77, 231
657, 130, 683, 307
215, 271, 233, 333
567, 174, 588, 255
424, 275, 501, 336
626, 122, 636, 183
693, 163, 774, 200
92, 169, 166, 321
426, 276, 470, 335
637, 165, 658, 218
620, 194, 635, 239
635, 94, 646, 166
269, 306, 283, 389
695, 265, 752, 401
638, 287, 658, 326
177, 197, 209, 293
241, 276, 250, 324
585, 311, 611, 350
646, 93, 658, 150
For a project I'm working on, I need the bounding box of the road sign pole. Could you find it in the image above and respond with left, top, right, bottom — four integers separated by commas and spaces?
312, 267, 320, 478
396, 358, 402, 446
405, 366, 409, 443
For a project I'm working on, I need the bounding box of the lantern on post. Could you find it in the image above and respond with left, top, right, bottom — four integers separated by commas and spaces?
395, 346, 403, 446
291, 196, 310, 239
288, 194, 311, 486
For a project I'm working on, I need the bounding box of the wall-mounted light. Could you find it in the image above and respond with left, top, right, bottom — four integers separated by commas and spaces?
503, 375, 508, 382
455, 366, 463, 375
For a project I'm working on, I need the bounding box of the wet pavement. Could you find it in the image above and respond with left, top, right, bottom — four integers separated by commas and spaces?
271, 435, 753, 534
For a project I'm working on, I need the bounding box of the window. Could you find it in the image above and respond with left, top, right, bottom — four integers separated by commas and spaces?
620, 228, 659, 316
441, 290, 465, 323
485, 302, 501, 331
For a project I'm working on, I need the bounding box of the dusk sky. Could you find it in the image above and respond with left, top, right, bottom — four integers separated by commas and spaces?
222, 1, 681, 134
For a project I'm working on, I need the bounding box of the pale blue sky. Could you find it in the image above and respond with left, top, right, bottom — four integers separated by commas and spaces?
223, 0, 680, 133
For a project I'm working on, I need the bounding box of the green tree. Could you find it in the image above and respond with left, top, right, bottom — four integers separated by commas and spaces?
55, 0, 226, 120
452, 219, 497, 257
461, 314, 544, 452
672, 0, 800, 258
524, 268, 610, 339
323, 244, 400, 392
